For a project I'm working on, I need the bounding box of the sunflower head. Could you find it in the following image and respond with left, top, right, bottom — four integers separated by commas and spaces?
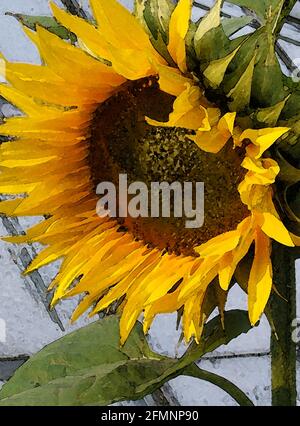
0, 0, 299, 344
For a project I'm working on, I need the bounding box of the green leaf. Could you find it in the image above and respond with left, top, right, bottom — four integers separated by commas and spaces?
228, 53, 256, 111
195, 24, 246, 70
222, 16, 254, 37
199, 0, 296, 112
0, 311, 253, 406
6, 13, 76, 42
281, 77, 300, 120
0, 316, 175, 406
185, 309, 252, 362
250, 32, 286, 107
134, 0, 175, 64
254, 96, 290, 126
204, 45, 241, 88
137, 310, 253, 396
226, 0, 284, 23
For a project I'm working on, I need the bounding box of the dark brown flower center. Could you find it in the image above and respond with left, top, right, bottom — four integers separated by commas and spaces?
89, 78, 248, 256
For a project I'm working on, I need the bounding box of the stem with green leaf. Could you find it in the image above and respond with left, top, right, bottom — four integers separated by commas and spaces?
184, 364, 254, 406
270, 243, 297, 406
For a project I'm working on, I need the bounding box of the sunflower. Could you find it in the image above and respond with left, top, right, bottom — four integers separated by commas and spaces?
0, 0, 297, 344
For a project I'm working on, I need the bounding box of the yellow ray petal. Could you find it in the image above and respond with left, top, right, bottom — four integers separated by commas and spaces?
25, 239, 77, 273
183, 290, 207, 343
261, 212, 294, 247
218, 216, 254, 290
147, 84, 210, 130
91, 0, 160, 60
50, 2, 111, 61
35, 26, 125, 88
248, 229, 272, 325
91, 250, 160, 315
241, 156, 280, 185
191, 112, 235, 153
4, 61, 112, 106
168, 0, 192, 72
195, 229, 240, 257
105, 44, 155, 80
0, 84, 50, 116
178, 257, 219, 301
157, 64, 193, 97
143, 289, 182, 334
239, 127, 290, 159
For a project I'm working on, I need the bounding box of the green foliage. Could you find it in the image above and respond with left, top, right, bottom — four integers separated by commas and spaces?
193, 0, 298, 115
6, 13, 76, 42
0, 312, 253, 406
226, 0, 285, 22
134, 0, 175, 64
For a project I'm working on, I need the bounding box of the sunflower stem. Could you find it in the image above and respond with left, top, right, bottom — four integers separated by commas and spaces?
270, 243, 297, 406
184, 364, 254, 406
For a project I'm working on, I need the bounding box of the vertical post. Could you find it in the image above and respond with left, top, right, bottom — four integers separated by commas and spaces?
270, 243, 297, 406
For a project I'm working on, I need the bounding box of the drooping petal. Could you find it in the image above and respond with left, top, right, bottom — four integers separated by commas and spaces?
168, 0, 192, 72
261, 212, 294, 247
147, 84, 210, 131
156, 64, 193, 96
192, 112, 236, 153
248, 229, 272, 325
239, 127, 290, 159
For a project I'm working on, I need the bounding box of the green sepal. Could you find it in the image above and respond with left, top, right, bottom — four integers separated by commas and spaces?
6, 13, 77, 42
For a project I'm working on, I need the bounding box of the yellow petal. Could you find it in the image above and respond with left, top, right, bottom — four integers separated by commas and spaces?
218, 217, 254, 290
248, 229, 272, 325
50, 2, 111, 61
191, 112, 235, 153
105, 44, 154, 80
168, 0, 192, 72
261, 212, 294, 247
218, 112, 236, 135
195, 230, 240, 257
192, 127, 228, 153
143, 290, 181, 334
240, 127, 290, 159
0, 84, 49, 116
35, 26, 125, 88
183, 291, 207, 343
90, 0, 158, 56
147, 84, 210, 130
157, 64, 193, 97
